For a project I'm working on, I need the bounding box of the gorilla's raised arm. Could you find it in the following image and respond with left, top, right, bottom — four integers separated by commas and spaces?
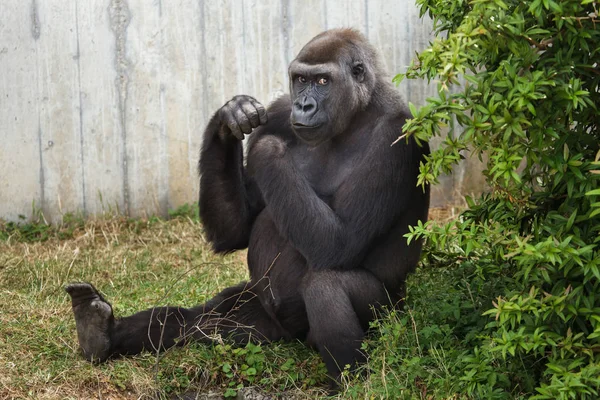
248, 120, 423, 270
198, 96, 267, 252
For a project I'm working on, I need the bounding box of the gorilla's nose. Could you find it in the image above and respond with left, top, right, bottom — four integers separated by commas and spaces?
294, 95, 318, 116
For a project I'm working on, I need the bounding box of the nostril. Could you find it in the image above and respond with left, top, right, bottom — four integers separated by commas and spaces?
302, 103, 315, 112
302, 97, 318, 114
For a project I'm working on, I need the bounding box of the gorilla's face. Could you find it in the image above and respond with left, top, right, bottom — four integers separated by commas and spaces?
288, 31, 375, 147
288, 62, 337, 146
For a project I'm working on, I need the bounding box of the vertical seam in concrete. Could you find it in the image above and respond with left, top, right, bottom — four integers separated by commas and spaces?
364, 0, 369, 38
33, 0, 44, 215
37, 123, 46, 215
322, 0, 328, 30
405, 2, 412, 103
217, 6, 225, 100
158, 4, 168, 216
108, 0, 131, 216
280, 0, 291, 84
198, 4, 208, 111
74, 2, 87, 215
198, 0, 209, 176
159, 83, 168, 215
242, 1, 247, 92
31, 0, 40, 40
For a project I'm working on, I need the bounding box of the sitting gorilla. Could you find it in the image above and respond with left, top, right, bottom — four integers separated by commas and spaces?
65, 28, 430, 386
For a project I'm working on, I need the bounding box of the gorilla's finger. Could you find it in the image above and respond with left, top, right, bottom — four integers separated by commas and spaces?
249, 98, 268, 125
222, 108, 243, 140
229, 125, 244, 140
240, 101, 261, 129
233, 107, 253, 135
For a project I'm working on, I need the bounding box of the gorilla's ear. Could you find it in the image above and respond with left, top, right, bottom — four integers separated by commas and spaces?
351, 61, 365, 83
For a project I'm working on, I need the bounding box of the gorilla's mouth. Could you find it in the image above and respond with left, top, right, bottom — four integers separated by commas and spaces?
292, 122, 322, 130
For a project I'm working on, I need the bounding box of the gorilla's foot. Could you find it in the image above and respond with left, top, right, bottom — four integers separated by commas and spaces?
65, 282, 114, 362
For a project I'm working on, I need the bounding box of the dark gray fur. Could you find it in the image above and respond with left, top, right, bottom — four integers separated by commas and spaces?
65, 29, 430, 389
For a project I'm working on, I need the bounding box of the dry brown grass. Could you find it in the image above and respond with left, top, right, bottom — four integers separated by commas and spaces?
0, 214, 254, 400
0, 206, 463, 399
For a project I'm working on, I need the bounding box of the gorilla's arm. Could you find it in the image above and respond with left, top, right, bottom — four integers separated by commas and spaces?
250, 123, 422, 270
199, 96, 267, 252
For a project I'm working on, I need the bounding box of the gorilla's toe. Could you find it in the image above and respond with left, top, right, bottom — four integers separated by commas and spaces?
65, 282, 114, 362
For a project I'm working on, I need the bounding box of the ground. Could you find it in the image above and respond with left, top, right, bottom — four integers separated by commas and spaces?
0, 206, 465, 400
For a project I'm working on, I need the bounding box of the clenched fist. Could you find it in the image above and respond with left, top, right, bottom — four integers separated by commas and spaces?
218, 95, 268, 140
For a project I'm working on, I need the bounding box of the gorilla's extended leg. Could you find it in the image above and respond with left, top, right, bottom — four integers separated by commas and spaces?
65, 283, 114, 362
301, 270, 389, 381
65, 281, 285, 361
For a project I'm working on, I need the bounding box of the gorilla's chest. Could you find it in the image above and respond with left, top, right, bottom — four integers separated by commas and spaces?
289, 143, 358, 199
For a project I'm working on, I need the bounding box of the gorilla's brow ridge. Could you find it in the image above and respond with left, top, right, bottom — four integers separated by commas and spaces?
289, 61, 338, 78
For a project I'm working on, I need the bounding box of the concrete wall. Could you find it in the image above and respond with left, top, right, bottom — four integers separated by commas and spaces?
0, 0, 473, 223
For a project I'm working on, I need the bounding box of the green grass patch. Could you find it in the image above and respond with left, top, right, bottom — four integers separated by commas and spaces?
1, 207, 530, 399
0, 210, 329, 399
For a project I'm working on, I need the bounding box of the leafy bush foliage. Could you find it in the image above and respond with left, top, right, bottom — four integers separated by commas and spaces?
397, 0, 600, 398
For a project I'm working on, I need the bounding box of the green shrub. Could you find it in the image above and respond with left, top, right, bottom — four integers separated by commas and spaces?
397, 0, 600, 398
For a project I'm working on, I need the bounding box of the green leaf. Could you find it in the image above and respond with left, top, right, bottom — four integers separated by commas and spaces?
409, 102, 418, 117
566, 210, 577, 231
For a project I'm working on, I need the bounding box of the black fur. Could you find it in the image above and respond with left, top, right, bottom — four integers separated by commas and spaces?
66, 29, 430, 388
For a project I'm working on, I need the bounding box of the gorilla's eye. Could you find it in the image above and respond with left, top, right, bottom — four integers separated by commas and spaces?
298, 76, 307, 84
317, 77, 329, 86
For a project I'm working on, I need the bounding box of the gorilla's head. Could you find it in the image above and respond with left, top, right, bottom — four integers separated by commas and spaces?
288, 29, 384, 146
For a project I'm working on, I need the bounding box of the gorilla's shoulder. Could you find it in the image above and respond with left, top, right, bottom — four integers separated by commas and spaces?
374, 102, 411, 137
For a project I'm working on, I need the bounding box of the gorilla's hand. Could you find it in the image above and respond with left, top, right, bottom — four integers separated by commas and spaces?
218, 95, 268, 140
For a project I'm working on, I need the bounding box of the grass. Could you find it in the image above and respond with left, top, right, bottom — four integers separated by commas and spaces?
0, 206, 481, 400
0, 210, 329, 399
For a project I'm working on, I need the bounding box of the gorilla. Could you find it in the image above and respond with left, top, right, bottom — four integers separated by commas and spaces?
65, 28, 430, 387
